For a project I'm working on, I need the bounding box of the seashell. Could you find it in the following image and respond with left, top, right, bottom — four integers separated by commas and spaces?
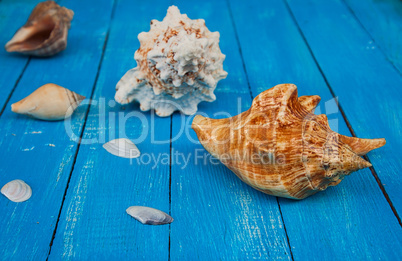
115, 6, 228, 117
192, 84, 386, 200
11, 83, 85, 121
103, 138, 140, 159
5, 1, 74, 56
126, 206, 173, 225
1, 180, 32, 203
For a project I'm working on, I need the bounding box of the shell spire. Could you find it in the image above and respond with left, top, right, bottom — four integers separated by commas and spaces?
298, 95, 321, 113
338, 135, 386, 156
192, 84, 385, 199
115, 5, 227, 117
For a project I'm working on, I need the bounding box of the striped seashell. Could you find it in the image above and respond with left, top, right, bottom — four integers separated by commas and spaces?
11, 83, 85, 121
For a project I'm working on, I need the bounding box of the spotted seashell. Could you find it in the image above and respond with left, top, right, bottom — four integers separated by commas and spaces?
115, 6, 227, 117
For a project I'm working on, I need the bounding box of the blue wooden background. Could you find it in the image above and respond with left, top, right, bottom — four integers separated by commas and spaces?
0, 0, 401, 260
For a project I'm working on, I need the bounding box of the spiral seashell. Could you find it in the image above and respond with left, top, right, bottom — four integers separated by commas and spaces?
126, 206, 173, 225
192, 84, 386, 199
115, 6, 228, 117
1, 180, 32, 203
103, 138, 140, 159
5, 1, 74, 56
11, 83, 85, 121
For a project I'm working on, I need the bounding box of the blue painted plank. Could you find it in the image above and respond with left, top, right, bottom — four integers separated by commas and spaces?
230, 0, 402, 259
0, 0, 113, 259
1, 0, 400, 259
343, 0, 402, 73
48, 0, 172, 259
287, 0, 402, 217
170, 0, 291, 259
0, 0, 43, 110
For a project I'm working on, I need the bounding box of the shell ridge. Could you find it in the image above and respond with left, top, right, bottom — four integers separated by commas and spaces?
302, 118, 318, 192
299, 95, 321, 113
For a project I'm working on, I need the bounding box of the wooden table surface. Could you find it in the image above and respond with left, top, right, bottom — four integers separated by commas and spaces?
0, 0, 401, 260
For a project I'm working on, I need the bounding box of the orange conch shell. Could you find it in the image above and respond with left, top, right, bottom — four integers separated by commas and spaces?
192, 84, 385, 199
5, 1, 74, 56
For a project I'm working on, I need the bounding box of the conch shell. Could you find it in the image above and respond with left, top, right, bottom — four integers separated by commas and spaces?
5, 1, 74, 56
11, 83, 85, 121
192, 84, 386, 199
115, 6, 228, 117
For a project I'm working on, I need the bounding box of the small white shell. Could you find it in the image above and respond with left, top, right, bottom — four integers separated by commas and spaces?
103, 138, 140, 158
126, 206, 173, 225
1, 180, 32, 202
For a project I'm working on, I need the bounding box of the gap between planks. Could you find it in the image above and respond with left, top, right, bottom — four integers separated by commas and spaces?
283, 0, 402, 227
226, 0, 296, 259
46, 0, 118, 259
0, 0, 62, 117
340, 0, 402, 76
0, 58, 31, 117
3, 0, 396, 258
168, 1, 174, 260
168, 114, 173, 261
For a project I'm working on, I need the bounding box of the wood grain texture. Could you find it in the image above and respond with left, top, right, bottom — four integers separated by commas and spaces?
0, 0, 41, 111
230, 0, 402, 259
0, 0, 113, 259
343, 0, 402, 73
170, 0, 291, 259
0, 0, 400, 259
287, 0, 402, 217
48, 0, 172, 259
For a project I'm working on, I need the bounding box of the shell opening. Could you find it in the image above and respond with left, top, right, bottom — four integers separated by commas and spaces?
6, 16, 55, 52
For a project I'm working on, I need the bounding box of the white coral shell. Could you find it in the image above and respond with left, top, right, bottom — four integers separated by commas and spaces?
1, 180, 32, 202
115, 6, 228, 117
